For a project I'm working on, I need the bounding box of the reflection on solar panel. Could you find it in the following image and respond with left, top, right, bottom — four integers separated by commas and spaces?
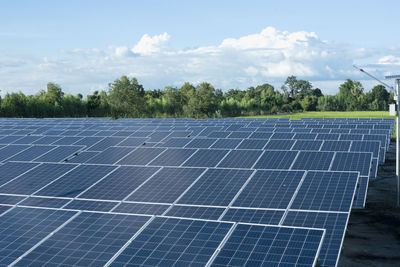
15, 212, 150, 267
165, 205, 225, 220
222, 208, 284, 225
183, 149, 229, 167
34, 164, 116, 198
233, 170, 304, 209
290, 171, 358, 212
79, 166, 160, 200
254, 150, 298, 169
291, 151, 334, 171
212, 224, 324, 267
217, 150, 263, 169
178, 169, 253, 206
148, 148, 196, 166
0, 207, 76, 266
110, 217, 232, 266
283, 211, 349, 267
0, 163, 77, 195
330, 152, 372, 176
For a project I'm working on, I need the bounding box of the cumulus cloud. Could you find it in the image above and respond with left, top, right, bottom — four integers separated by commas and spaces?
1, 26, 399, 96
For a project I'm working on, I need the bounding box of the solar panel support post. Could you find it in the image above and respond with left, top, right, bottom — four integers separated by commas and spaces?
396, 79, 400, 207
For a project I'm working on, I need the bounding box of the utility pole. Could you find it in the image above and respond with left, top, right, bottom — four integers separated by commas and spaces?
353, 65, 399, 207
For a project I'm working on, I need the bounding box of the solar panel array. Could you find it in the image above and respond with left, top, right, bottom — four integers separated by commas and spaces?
0, 117, 394, 267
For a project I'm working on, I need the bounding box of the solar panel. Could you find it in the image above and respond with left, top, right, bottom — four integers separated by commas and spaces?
222, 208, 284, 225
283, 211, 349, 267
0, 135, 24, 144
177, 169, 253, 206
53, 136, 83, 145
253, 150, 298, 169
116, 137, 148, 147
370, 158, 378, 179
0, 163, 77, 195
320, 140, 351, 152
110, 217, 232, 266
185, 138, 217, 148
0, 207, 77, 266
330, 152, 372, 176
11, 135, 43, 144
147, 131, 170, 142
73, 136, 103, 147
233, 170, 304, 209
316, 133, 340, 140
127, 167, 205, 203
14, 212, 150, 267
217, 150, 263, 169
292, 140, 323, 151
0, 205, 10, 215
116, 147, 165, 165
34, 145, 84, 162
112, 202, 170, 215
352, 177, 369, 208
19, 196, 70, 208
290, 171, 358, 212
237, 139, 267, 149
350, 140, 380, 158
87, 137, 125, 151
34, 165, 116, 198
211, 224, 324, 267
248, 132, 273, 139
207, 131, 231, 138
0, 145, 30, 162
0, 194, 26, 205
63, 199, 118, 212
148, 148, 196, 166
293, 133, 317, 140
264, 139, 295, 150
183, 149, 229, 167
6, 145, 56, 162
85, 146, 134, 164
291, 151, 334, 171
158, 137, 192, 148
227, 131, 252, 139
79, 166, 160, 201
210, 139, 242, 149
67, 151, 99, 163
165, 205, 225, 220
0, 162, 39, 186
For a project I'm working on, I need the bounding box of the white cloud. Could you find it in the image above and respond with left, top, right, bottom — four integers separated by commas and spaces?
1, 26, 399, 96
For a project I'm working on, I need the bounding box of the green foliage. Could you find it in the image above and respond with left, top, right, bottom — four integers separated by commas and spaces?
0, 75, 392, 118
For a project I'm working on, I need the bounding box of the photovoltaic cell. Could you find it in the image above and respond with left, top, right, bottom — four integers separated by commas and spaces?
291, 151, 334, 171
249, 132, 273, 139
237, 139, 267, 149
67, 151, 99, 163
178, 169, 253, 206
320, 141, 351, 152
63, 199, 118, 212
212, 224, 324, 267
113, 202, 170, 215
110, 217, 232, 267
0, 135, 24, 144
73, 136, 103, 148
270, 132, 295, 139
330, 152, 372, 176
87, 137, 125, 151
6, 145, 56, 162
158, 137, 192, 148
227, 131, 252, 139
0, 194, 26, 205
283, 211, 349, 267
293, 133, 317, 140
12, 135, 43, 144
34, 145, 84, 162
34, 164, 116, 197
350, 140, 380, 158
316, 133, 340, 140
0, 207, 77, 266
185, 138, 217, 148
370, 158, 378, 179
165, 205, 225, 220
290, 171, 358, 212
183, 149, 229, 167
0, 145, 30, 162
86, 146, 134, 164
0, 163, 77, 195
222, 208, 284, 225
148, 148, 196, 166
254, 150, 298, 169
116, 137, 148, 147
53, 136, 83, 145
233, 170, 304, 209
15, 212, 150, 267
264, 139, 295, 150
19, 197, 70, 208
0, 205, 10, 215
0, 162, 39, 186
217, 150, 263, 169
211, 139, 241, 149
127, 167, 205, 203
292, 140, 323, 151
79, 166, 160, 201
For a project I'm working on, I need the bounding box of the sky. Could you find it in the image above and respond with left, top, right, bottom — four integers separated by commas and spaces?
1, 0, 400, 96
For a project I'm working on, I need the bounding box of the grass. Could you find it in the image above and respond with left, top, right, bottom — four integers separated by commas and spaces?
239, 111, 395, 120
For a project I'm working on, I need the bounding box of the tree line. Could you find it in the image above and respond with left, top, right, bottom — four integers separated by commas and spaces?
0, 75, 393, 118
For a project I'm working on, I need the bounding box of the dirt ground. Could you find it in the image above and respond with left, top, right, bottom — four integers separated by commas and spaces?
338, 142, 400, 267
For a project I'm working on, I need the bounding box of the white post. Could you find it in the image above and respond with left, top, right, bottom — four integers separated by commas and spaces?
397, 79, 400, 207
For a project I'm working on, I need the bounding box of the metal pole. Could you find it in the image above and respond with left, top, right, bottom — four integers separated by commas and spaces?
397, 79, 400, 207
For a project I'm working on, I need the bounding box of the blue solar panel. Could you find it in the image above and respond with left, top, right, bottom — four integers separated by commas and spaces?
110, 217, 232, 266
147, 131, 170, 142
34, 145, 84, 162
116, 147, 165, 165
34, 164, 116, 197
127, 167, 205, 203
283, 211, 349, 267
0, 205, 11, 215
185, 138, 217, 148
0, 207, 77, 266
320, 140, 351, 151
237, 139, 267, 149
339, 134, 363, 141
165, 205, 225, 220
210, 139, 241, 149
67, 151, 99, 163
19, 197, 70, 208
352, 177, 369, 208
0, 163, 77, 195
227, 131, 252, 139
291, 151, 334, 170
207, 131, 231, 138
85, 146, 134, 164
78, 166, 160, 201
63, 199, 118, 211
292, 140, 323, 151
183, 149, 229, 167
158, 137, 192, 148
233, 170, 304, 209
0, 162, 39, 186
316, 133, 340, 140
53, 136, 83, 145
73, 136, 103, 147
178, 169, 253, 206
6, 145, 56, 162
290, 171, 358, 212
271, 132, 295, 139
222, 208, 284, 225
12, 135, 43, 144
87, 137, 125, 151
148, 148, 196, 166
0, 135, 24, 144
350, 140, 380, 158
253, 150, 298, 169
116, 137, 148, 147
113, 202, 170, 215
0, 145, 30, 162
0, 194, 25, 205
212, 224, 324, 267
330, 152, 372, 176
15, 212, 150, 267
370, 158, 378, 179
248, 132, 273, 139
264, 139, 295, 150
217, 150, 263, 169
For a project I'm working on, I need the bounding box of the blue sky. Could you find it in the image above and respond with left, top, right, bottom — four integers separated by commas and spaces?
1, 0, 400, 96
